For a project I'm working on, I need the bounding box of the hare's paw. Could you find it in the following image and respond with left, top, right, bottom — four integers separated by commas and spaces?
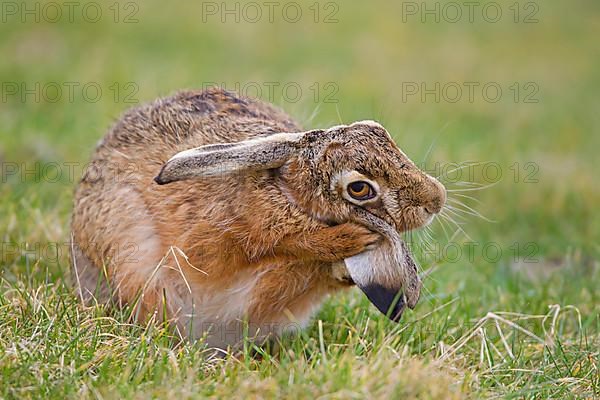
319, 223, 382, 261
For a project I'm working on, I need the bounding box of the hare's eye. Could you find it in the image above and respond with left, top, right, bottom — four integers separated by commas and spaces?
347, 181, 376, 200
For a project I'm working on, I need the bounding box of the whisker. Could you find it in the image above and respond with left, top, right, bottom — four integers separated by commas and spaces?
441, 207, 468, 223
447, 226, 462, 243
440, 213, 474, 242
424, 224, 434, 236
422, 121, 452, 166
436, 214, 453, 241
437, 161, 492, 180
450, 193, 483, 205
438, 214, 458, 243
305, 102, 322, 125
446, 201, 494, 223
439, 213, 466, 229
420, 261, 442, 283
446, 180, 500, 193
414, 230, 430, 249
448, 181, 488, 187
421, 227, 435, 244
443, 215, 468, 227
447, 199, 496, 223
422, 138, 437, 166
334, 104, 344, 125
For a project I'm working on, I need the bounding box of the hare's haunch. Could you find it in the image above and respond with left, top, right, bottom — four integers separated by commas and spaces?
71, 88, 445, 348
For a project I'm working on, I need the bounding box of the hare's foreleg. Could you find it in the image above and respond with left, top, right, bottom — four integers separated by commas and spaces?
273, 222, 381, 262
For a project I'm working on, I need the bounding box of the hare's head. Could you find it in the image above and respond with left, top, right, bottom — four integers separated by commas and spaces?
155, 120, 445, 321
280, 121, 446, 232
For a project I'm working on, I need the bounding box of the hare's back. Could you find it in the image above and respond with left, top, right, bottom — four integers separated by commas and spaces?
101, 88, 301, 154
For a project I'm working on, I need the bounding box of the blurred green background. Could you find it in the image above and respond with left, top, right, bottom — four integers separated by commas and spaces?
0, 0, 598, 397
1, 0, 598, 256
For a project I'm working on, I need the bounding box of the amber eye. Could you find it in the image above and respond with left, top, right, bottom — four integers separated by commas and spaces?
347, 181, 376, 200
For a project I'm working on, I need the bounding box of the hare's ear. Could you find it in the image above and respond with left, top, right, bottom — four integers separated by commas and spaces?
344, 208, 421, 322
345, 240, 420, 322
154, 132, 304, 185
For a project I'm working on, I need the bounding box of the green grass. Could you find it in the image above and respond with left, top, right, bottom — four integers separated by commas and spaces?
1, 0, 599, 398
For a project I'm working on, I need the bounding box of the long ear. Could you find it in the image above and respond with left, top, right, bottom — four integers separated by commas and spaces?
154, 132, 304, 185
344, 208, 421, 322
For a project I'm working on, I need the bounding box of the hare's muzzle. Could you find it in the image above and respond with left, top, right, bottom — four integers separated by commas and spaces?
422, 176, 447, 215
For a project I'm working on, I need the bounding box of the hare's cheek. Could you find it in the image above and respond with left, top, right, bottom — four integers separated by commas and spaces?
412, 206, 436, 229
395, 206, 429, 232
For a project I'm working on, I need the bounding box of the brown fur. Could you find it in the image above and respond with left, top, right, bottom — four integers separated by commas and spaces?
71, 88, 445, 348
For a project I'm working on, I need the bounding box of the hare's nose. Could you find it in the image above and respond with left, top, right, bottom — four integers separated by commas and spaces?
423, 177, 446, 215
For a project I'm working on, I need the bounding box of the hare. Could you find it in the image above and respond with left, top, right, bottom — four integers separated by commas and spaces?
71, 88, 445, 348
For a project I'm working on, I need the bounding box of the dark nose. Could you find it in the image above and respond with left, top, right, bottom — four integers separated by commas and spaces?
423, 177, 446, 214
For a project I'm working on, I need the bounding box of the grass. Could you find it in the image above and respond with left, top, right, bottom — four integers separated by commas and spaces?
1, 0, 599, 398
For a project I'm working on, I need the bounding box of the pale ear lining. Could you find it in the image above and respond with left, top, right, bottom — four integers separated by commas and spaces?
154, 132, 305, 185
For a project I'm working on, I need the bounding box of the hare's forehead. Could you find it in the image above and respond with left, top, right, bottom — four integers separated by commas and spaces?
317, 120, 406, 161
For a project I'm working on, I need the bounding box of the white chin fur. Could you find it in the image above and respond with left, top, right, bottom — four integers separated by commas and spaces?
424, 214, 435, 226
